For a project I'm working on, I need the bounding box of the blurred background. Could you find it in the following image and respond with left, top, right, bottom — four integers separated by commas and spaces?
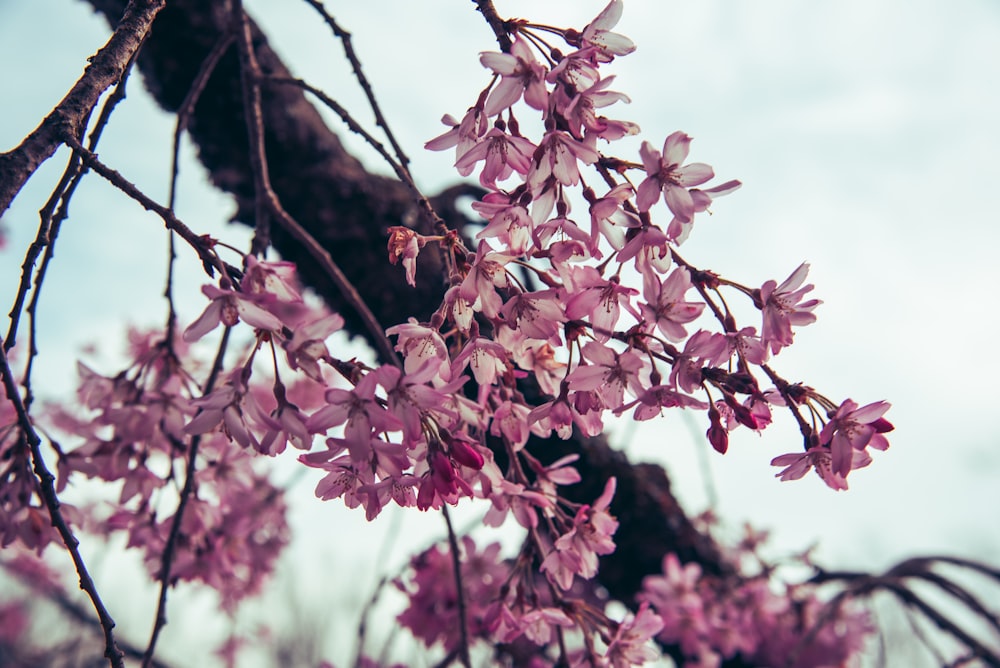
1, 0, 999, 665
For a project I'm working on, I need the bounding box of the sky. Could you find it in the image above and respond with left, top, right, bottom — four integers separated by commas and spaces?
2, 0, 1000, 665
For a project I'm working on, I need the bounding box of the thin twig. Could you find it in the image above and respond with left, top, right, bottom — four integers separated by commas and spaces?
0, 346, 125, 668
262, 74, 450, 245
19, 41, 143, 412
884, 582, 1000, 667
231, 17, 402, 367
0, 0, 165, 216
61, 135, 224, 277
0, 558, 172, 667
142, 326, 232, 667
233, 1, 272, 257
300, 0, 412, 173
473, 0, 513, 52
165, 31, 236, 349
442, 505, 472, 668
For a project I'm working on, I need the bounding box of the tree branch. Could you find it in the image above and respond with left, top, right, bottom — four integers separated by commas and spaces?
0, 0, 165, 216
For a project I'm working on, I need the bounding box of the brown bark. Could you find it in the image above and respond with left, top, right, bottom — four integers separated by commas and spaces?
82, 0, 730, 603
0, 0, 165, 218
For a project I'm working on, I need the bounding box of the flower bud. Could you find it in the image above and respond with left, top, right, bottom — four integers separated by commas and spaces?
449, 438, 485, 470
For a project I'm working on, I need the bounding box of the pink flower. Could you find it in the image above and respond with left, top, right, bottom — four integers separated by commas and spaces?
820, 399, 892, 477
544, 477, 618, 588
241, 255, 302, 304
577, 0, 636, 61
474, 194, 534, 255
605, 602, 664, 667
183, 284, 283, 342
489, 399, 533, 449
556, 75, 632, 141
520, 607, 575, 646
770, 446, 850, 491
588, 183, 639, 251
454, 127, 536, 189
669, 330, 729, 393
498, 289, 565, 342
424, 108, 488, 174
527, 130, 600, 190
459, 240, 512, 319
567, 341, 646, 411
617, 223, 672, 276
185, 370, 259, 451
480, 36, 549, 116
452, 337, 509, 386
640, 267, 705, 342
373, 363, 456, 444
386, 226, 422, 287
617, 384, 708, 421
759, 262, 821, 354
301, 452, 374, 504
564, 267, 639, 342
386, 319, 451, 381
725, 326, 768, 366
636, 132, 715, 222
283, 313, 344, 382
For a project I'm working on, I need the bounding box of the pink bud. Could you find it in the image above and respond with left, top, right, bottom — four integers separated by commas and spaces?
707, 406, 728, 454
449, 438, 485, 470
429, 450, 458, 494
416, 476, 436, 511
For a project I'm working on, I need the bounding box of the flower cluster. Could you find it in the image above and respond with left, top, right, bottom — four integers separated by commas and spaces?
396, 534, 664, 666
44, 328, 291, 611
1, 384, 61, 551
639, 551, 873, 667
0, 1, 894, 664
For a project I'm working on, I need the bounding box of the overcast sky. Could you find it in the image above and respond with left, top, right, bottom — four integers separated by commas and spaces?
2, 0, 1000, 664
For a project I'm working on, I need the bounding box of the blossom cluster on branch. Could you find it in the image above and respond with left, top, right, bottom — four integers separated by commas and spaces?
0, 0, 917, 666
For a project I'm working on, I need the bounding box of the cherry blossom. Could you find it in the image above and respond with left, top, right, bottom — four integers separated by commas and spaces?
603, 602, 664, 667
454, 127, 536, 189
759, 262, 822, 354
640, 266, 705, 342
480, 36, 549, 116
576, 0, 636, 61
424, 107, 488, 172
183, 283, 283, 342
820, 398, 893, 477
636, 132, 716, 222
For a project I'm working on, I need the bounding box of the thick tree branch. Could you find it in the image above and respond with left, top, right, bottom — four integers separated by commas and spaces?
0, 0, 165, 216
82, 0, 730, 604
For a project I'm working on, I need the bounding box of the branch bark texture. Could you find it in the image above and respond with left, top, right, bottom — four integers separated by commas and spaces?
0, 0, 165, 216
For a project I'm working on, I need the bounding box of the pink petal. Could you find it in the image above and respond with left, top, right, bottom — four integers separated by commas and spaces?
662, 131, 692, 166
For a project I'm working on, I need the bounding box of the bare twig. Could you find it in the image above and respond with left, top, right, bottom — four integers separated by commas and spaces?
0, 558, 172, 667
232, 1, 272, 257
473, 0, 513, 52
885, 582, 1000, 667
142, 325, 232, 667
299, 0, 412, 173
262, 74, 455, 252
0, 346, 125, 668
17, 42, 144, 415
164, 31, 236, 350
231, 12, 402, 367
61, 134, 224, 277
0, 0, 166, 216
442, 505, 472, 668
